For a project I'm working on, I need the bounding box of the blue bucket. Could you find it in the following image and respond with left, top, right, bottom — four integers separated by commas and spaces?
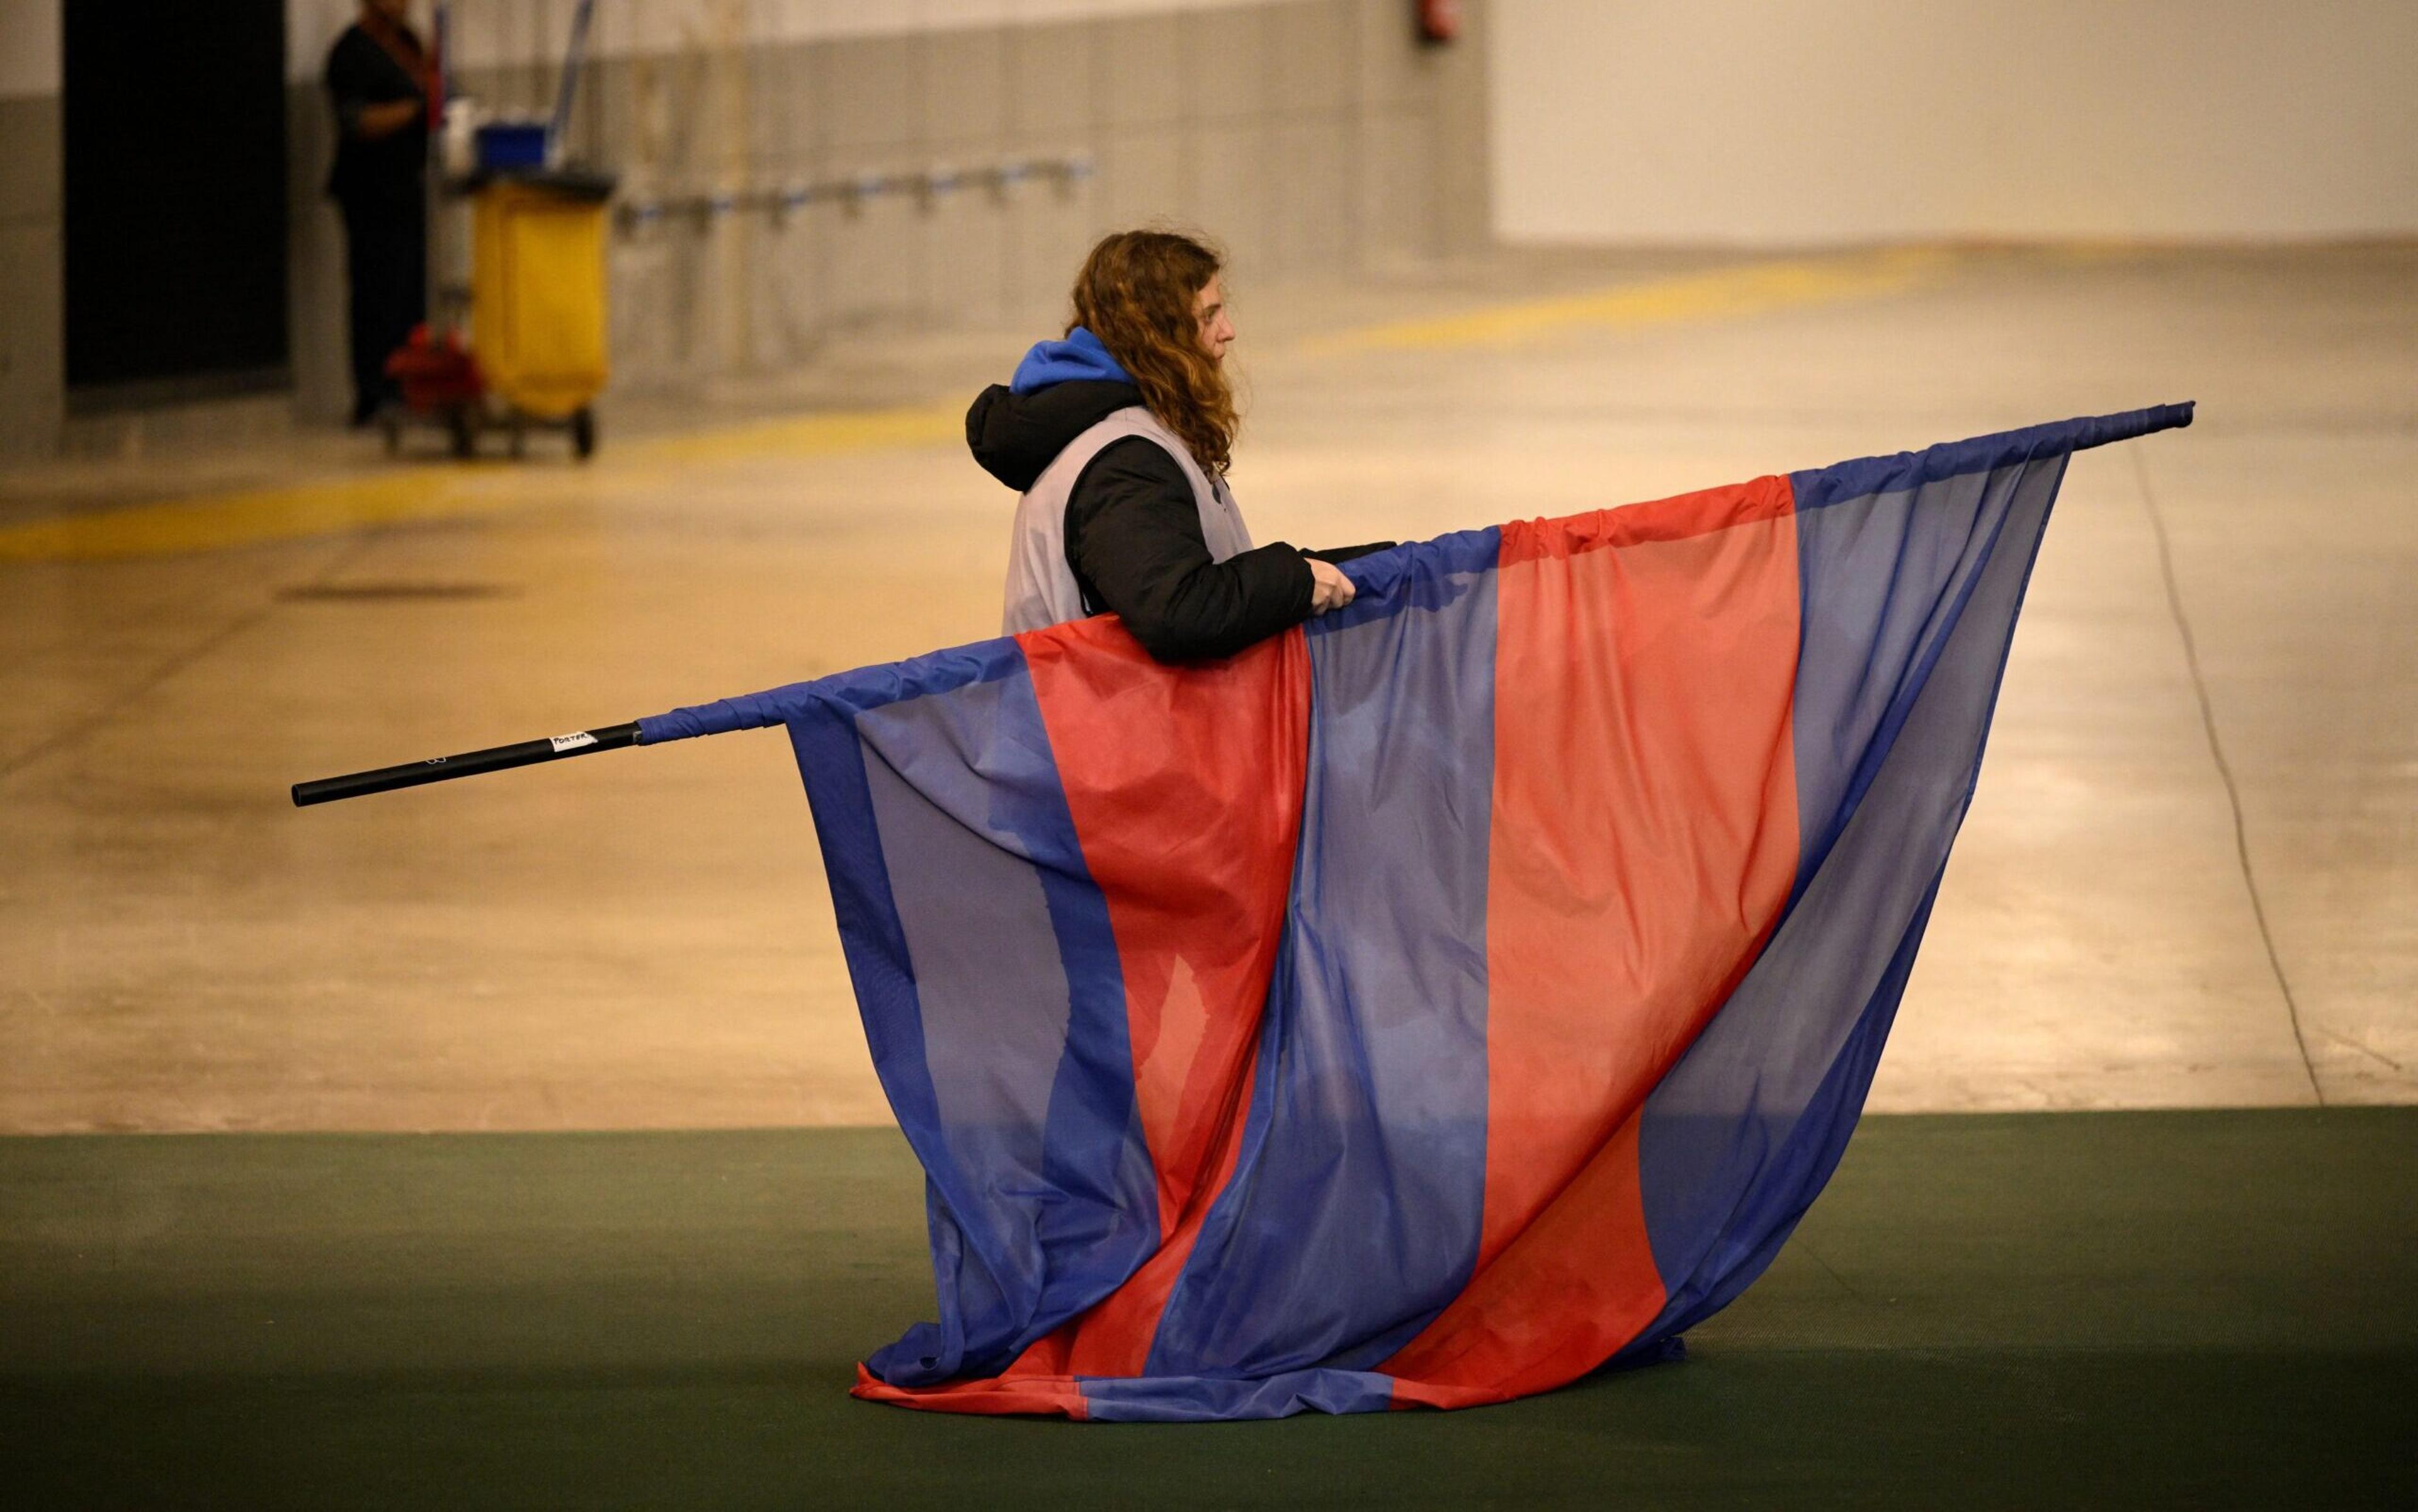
475, 122, 549, 171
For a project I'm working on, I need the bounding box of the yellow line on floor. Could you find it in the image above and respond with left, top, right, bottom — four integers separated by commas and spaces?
0, 247, 1994, 563
1298, 245, 1967, 355
0, 470, 507, 564
0, 402, 963, 563
630, 402, 960, 465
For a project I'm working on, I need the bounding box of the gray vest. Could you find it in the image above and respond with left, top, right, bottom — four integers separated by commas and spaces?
1001, 406, 1254, 635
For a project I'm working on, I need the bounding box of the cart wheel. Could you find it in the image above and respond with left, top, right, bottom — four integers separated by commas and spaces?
570, 407, 598, 460
378, 410, 402, 457
446, 407, 475, 459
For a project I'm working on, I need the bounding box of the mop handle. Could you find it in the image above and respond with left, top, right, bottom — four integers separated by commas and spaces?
292, 721, 643, 807
549, 0, 597, 156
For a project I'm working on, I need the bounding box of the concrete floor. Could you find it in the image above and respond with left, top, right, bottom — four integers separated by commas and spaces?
2, 242, 2412, 1133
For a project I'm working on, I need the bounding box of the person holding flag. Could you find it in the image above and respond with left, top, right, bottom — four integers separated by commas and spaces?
970, 229, 1386, 656
295, 227, 2192, 1421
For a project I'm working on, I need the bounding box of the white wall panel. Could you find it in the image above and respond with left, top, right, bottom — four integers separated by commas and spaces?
1492, 0, 2418, 243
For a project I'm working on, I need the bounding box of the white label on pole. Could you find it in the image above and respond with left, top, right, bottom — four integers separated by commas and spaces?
549, 731, 598, 753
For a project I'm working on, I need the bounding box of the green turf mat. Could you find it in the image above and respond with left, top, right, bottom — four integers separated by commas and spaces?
3, 1110, 2412, 1509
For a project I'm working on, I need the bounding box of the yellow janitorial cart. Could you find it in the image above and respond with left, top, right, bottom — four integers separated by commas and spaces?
383, 0, 611, 460
465, 168, 613, 458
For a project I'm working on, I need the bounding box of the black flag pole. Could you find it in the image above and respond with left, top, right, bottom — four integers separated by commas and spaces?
292, 722, 645, 807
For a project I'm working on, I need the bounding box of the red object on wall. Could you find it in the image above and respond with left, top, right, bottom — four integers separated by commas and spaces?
1417, 0, 1460, 45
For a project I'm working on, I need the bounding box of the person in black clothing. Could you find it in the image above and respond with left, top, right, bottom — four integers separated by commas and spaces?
324, 0, 431, 426
971, 230, 1389, 661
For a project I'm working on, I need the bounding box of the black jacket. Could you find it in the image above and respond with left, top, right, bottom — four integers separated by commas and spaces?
967, 380, 1388, 661
324, 22, 428, 206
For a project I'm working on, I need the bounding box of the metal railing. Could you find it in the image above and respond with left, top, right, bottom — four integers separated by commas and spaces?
613, 155, 1096, 233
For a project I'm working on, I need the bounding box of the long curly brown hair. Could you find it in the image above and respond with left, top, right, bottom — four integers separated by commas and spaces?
1069, 229, 1237, 476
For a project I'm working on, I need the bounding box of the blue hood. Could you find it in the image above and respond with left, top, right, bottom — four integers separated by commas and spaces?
1010, 327, 1130, 394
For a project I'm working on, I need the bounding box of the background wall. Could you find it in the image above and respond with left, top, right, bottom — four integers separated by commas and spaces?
280, 0, 1492, 421
0, 0, 62, 457
1491, 0, 2418, 246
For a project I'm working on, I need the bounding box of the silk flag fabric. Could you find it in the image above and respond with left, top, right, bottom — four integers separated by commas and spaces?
639, 404, 2192, 1422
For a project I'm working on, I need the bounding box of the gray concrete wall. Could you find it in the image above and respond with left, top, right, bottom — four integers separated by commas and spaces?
4, 0, 1489, 448
280, 0, 1492, 416
0, 0, 62, 458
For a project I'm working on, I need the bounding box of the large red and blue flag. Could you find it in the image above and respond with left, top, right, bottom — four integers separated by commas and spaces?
640, 404, 2191, 1421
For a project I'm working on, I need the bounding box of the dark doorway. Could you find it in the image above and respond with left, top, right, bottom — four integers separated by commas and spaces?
64, 0, 290, 405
